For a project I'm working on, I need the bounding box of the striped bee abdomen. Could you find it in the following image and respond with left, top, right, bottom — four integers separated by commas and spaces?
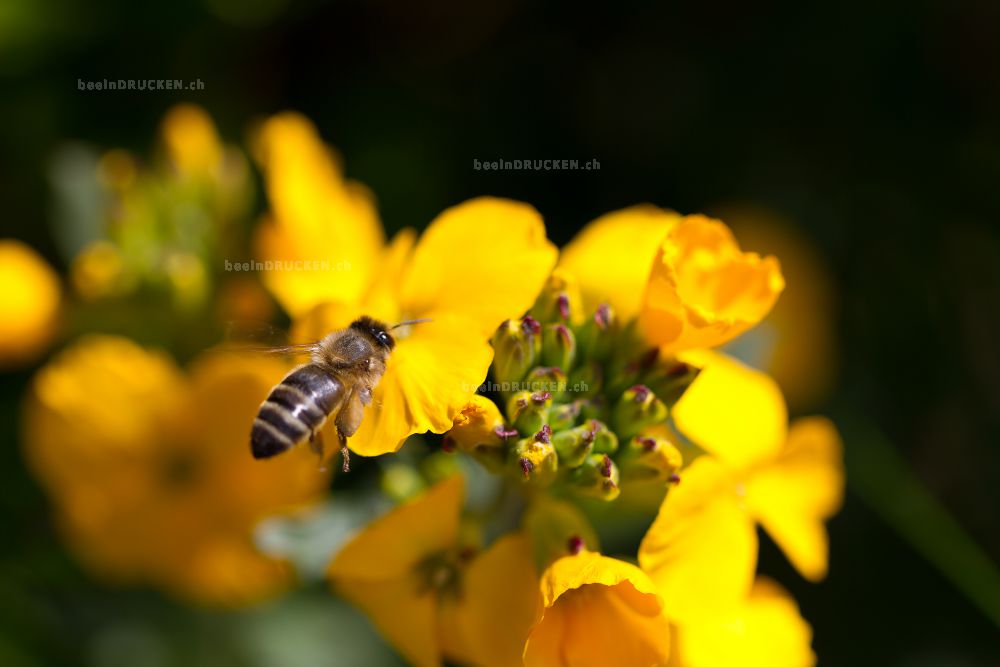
251, 364, 344, 459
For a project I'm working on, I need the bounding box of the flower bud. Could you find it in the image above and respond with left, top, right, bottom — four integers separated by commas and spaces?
646, 360, 701, 406
611, 385, 668, 440
548, 400, 582, 431
507, 390, 551, 436
443, 396, 509, 472
569, 453, 620, 501
618, 436, 683, 483
491, 317, 542, 386
524, 366, 568, 402
575, 303, 617, 361
586, 419, 619, 454
579, 396, 609, 423
529, 270, 583, 325
511, 428, 558, 486
552, 423, 597, 468
567, 361, 602, 398
541, 324, 576, 372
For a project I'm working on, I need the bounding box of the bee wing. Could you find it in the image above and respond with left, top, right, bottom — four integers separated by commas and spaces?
220, 320, 320, 357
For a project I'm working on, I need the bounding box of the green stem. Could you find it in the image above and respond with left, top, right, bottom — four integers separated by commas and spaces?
840, 411, 1000, 627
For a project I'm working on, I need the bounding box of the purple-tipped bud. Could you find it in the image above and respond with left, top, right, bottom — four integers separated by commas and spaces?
494, 425, 519, 440
567, 535, 585, 555
600, 454, 613, 478
638, 437, 658, 451
669, 473, 681, 485
595, 303, 612, 329
557, 293, 571, 320
531, 390, 552, 405
630, 384, 651, 403
521, 315, 542, 336
519, 457, 535, 478
535, 424, 552, 444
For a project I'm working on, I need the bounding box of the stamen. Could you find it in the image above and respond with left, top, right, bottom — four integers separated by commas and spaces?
567, 535, 585, 555
600, 454, 613, 478
521, 315, 542, 336
519, 457, 535, 478
494, 425, 519, 440
535, 424, 552, 444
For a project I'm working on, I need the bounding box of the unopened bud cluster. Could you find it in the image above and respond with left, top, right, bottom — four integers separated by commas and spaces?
447, 275, 699, 501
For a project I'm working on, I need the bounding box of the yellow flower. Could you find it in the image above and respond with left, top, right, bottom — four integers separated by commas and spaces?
638, 215, 784, 355
671, 578, 815, 667
639, 352, 844, 622
524, 548, 672, 667
256, 113, 557, 457
558, 208, 783, 355
0, 239, 61, 367
23, 336, 330, 606
327, 476, 540, 667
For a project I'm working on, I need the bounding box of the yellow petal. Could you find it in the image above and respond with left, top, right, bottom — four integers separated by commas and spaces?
253, 112, 384, 316
539, 550, 660, 608
558, 205, 680, 319
328, 475, 464, 580
526, 551, 670, 667
339, 314, 494, 456
160, 104, 222, 176
745, 417, 844, 581
672, 351, 787, 472
639, 215, 784, 355
458, 533, 541, 667
338, 576, 441, 667
399, 197, 557, 335
638, 457, 757, 624
675, 578, 815, 667
0, 239, 61, 367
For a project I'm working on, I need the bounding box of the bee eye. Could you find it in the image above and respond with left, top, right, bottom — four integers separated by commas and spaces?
377, 332, 390, 345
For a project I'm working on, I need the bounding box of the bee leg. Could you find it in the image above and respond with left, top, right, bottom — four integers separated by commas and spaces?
337, 430, 350, 473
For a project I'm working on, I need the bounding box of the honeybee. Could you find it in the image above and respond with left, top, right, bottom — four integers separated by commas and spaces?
250, 316, 428, 472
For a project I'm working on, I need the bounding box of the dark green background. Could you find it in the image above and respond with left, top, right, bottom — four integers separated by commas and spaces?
2, 0, 999, 665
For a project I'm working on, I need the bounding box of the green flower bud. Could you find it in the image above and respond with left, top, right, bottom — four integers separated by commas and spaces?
646, 360, 701, 407
569, 453, 620, 501
586, 419, 619, 454
611, 385, 668, 441
507, 390, 551, 436
541, 324, 576, 372
524, 366, 568, 402
579, 396, 609, 423
511, 425, 558, 486
567, 361, 602, 398
551, 423, 596, 468
529, 271, 582, 325
618, 436, 683, 483
548, 400, 582, 431
575, 303, 617, 361
491, 316, 542, 386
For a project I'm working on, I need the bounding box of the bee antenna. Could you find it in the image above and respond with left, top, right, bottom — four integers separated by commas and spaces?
390, 318, 433, 330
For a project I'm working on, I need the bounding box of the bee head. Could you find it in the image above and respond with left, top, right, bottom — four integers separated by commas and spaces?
350, 316, 395, 350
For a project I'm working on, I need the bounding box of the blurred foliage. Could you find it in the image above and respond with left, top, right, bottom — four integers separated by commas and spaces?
1, 0, 999, 665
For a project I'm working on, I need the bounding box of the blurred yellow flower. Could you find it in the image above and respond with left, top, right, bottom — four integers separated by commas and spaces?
671, 578, 814, 667
0, 239, 61, 367
327, 476, 540, 667
640, 352, 844, 623
523, 548, 672, 667
161, 104, 224, 177
23, 335, 330, 606
256, 114, 557, 457
558, 208, 783, 355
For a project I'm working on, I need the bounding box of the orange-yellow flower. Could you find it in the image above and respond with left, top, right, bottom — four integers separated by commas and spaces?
558, 208, 783, 355
255, 113, 557, 457
639, 352, 844, 622
23, 335, 330, 606
523, 548, 672, 667
327, 476, 540, 667
671, 578, 815, 667
0, 239, 61, 367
